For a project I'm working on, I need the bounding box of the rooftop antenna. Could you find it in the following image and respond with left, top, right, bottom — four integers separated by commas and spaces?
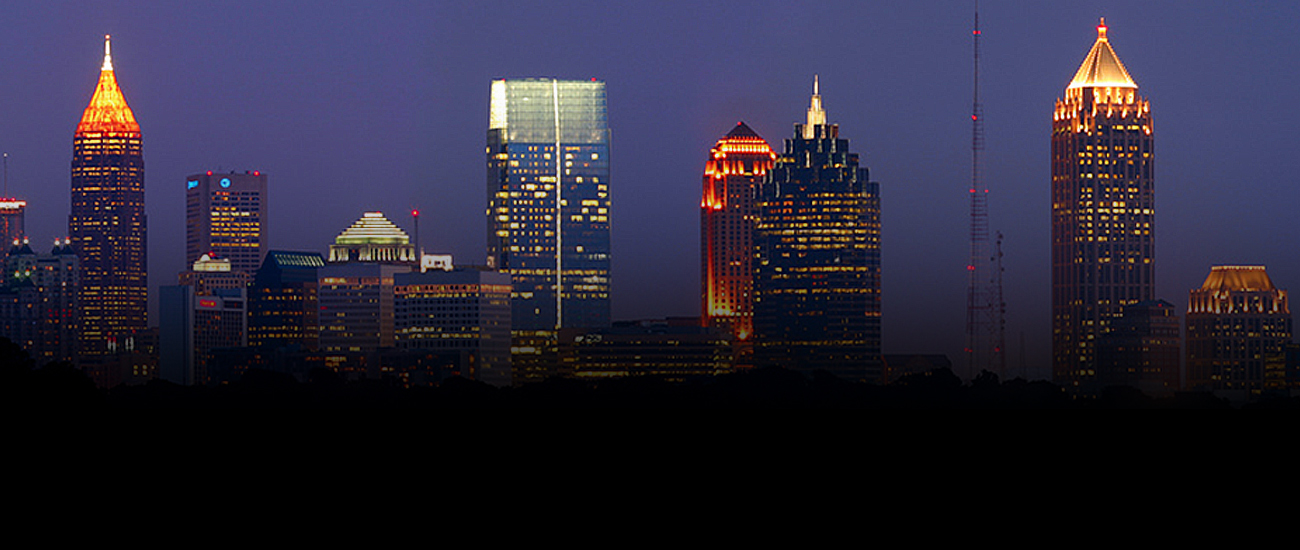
3, 152, 8, 197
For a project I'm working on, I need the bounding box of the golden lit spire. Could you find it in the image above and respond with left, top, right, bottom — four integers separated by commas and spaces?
803, 75, 826, 139
77, 34, 139, 136
1068, 18, 1137, 90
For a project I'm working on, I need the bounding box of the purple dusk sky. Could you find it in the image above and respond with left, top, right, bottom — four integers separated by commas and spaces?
1, 1, 1297, 377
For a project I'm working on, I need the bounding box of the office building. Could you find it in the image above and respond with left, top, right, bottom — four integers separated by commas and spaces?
249, 250, 325, 350
1052, 20, 1155, 389
753, 77, 881, 381
487, 78, 611, 331
0, 199, 25, 258
1186, 266, 1291, 395
1096, 299, 1181, 395
318, 212, 415, 352
0, 238, 78, 365
394, 268, 513, 386
701, 122, 775, 368
186, 170, 268, 275
70, 35, 146, 358
160, 255, 249, 385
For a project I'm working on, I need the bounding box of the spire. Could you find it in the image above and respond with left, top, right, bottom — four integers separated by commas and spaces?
803, 75, 826, 139
102, 34, 113, 71
1068, 18, 1137, 90
77, 35, 139, 136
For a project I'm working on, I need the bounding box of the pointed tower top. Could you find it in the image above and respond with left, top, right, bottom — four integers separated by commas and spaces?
102, 34, 113, 71
803, 75, 826, 138
77, 35, 139, 136
726, 121, 761, 139
1068, 19, 1136, 90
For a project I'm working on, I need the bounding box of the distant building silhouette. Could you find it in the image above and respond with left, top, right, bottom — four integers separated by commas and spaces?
1186, 266, 1291, 396
1052, 20, 1155, 390
753, 77, 881, 381
185, 171, 268, 276
701, 122, 775, 369
0, 238, 78, 365
1096, 299, 1181, 395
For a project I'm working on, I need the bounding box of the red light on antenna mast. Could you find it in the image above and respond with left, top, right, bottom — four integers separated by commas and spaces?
412, 209, 420, 217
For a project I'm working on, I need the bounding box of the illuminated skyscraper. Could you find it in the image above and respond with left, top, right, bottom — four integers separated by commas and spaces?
186, 171, 268, 275
701, 122, 774, 367
487, 78, 610, 331
70, 35, 146, 357
753, 78, 881, 381
1186, 266, 1291, 394
1052, 20, 1154, 389
0, 199, 25, 257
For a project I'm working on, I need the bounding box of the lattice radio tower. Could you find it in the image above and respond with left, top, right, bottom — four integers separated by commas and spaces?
965, 3, 1006, 379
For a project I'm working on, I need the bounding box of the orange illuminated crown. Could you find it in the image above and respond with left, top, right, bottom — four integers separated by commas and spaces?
76, 35, 139, 136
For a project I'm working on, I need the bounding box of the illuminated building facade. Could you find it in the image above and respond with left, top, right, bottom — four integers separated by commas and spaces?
394, 269, 513, 386
70, 36, 146, 357
249, 251, 324, 350
0, 200, 25, 258
701, 122, 775, 367
487, 78, 611, 331
328, 211, 416, 265
161, 255, 250, 385
1052, 21, 1155, 389
1186, 266, 1291, 394
753, 78, 881, 381
186, 171, 268, 275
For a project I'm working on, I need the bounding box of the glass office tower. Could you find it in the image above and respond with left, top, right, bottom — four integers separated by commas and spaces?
487, 78, 611, 331
753, 78, 882, 382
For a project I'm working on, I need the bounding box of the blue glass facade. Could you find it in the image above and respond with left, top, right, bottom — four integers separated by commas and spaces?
487, 79, 611, 330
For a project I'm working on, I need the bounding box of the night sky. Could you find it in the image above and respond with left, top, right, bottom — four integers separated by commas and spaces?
1, 1, 1298, 378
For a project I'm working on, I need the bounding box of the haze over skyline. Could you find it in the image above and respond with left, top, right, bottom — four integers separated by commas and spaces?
1, 1, 1297, 378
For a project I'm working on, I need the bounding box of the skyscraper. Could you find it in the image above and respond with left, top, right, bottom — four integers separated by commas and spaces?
186, 170, 268, 275
753, 78, 881, 381
701, 122, 775, 367
70, 35, 146, 357
1052, 20, 1154, 389
0, 199, 25, 258
487, 78, 610, 331
1186, 266, 1291, 394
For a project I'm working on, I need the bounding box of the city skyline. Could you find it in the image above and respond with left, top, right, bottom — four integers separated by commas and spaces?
1, 2, 1298, 376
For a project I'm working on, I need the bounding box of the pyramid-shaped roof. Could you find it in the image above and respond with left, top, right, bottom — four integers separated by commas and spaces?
334, 212, 410, 245
1200, 266, 1277, 292
726, 122, 760, 139
77, 36, 140, 135
1068, 20, 1137, 90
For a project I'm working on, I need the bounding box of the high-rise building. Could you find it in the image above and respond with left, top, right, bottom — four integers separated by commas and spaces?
1052, 20, 1155, 389
394, 268, 513, 386
753, 77, 881, 381
1186, 266, 1291, 395
1096, 299, 1181, 395
701, 122, 775, 367
0, 199, 25, 258
318, 212, 415, 352
487, 78, 611, 331
0, 238, 78, 365
249, 250, 324, 350
70, 35, 146, 358
186, 171, 268, 275
160, 256, 248, 385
